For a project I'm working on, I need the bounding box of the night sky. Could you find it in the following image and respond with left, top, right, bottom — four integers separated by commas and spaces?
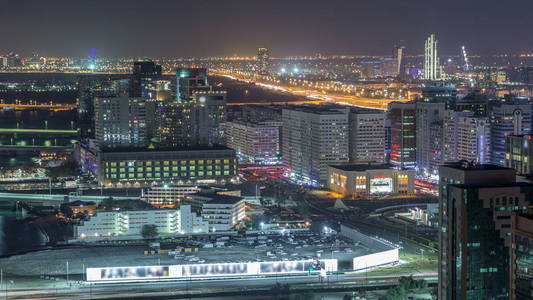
1, 0, 532, 57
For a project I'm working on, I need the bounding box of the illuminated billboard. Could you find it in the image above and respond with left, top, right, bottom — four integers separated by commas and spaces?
87, 265, 171, 281
182, 262, 250, 277
86, 259, 337, 282
369, 176, 393, 194
352, 248, 399, 271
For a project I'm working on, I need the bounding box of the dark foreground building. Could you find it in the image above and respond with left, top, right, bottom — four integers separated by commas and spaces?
439, 162, 533, 299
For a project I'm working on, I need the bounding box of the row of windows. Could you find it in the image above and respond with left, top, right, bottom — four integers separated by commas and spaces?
107, 165, 231, 173
107, 170, 234, 179
105, 159, 234, 167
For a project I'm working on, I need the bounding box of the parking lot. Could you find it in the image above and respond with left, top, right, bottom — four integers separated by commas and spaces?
0, 229, 378, 277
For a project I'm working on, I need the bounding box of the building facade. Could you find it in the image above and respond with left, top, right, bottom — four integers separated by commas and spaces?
140, 185, 201, 208
490, 101, 533, 166
225, 120, 281, 164
423, 33, 440, 80
282, 106, 349, 185
438, 162, 533, 300
505, 135, 533, 175
74, 205, 209, 239
349, 108, 386, 163
96, 146, 238, 187
388, 102, 416, 169
183, 194, 246, 232
328, 164, 414, 199
257, 48, 270, 75
94, 95, 147, 148
191, 91, 227, 146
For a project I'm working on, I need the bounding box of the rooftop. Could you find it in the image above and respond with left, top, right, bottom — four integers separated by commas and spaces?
330, 163, 395, 172
440, 162, 511, 171
101, 144, 234, 153
450, 182, 533, 189
195, 193, 244, 205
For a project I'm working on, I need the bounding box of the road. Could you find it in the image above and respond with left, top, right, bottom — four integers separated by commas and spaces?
4, 271, 437, 299
217, 73, 409, 110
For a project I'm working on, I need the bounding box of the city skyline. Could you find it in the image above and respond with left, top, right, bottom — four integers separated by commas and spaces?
2, 0, 533, 57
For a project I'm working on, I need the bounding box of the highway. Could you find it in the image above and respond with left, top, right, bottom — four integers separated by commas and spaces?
4, 271, 437, 299
217, 73, 409, 110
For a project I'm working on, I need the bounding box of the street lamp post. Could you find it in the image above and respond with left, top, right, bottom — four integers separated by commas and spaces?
66, 260, 69, 287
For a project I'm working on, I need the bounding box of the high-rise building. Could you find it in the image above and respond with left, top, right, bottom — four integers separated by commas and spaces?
388, 102, 416, 169
393, 42, 406, 75
130, 61, 162, 98
257, 47, 270, 75
443, 112, 491, 164
94, 95, 147, 148
416, 83, 457, 178
157, 102, 194, 147
159, 68, 227, 147
505, 134, 533, 175
416, 101, 447, 178
360, 58, 399, 78
176, 67, 209, 101
348, 108, 386, 163
423, 34, 440, 80
282, 106, 349, 185
225, 120, 281, 164
438, 162, 533, 300
489, 100, 533, 166
191, 91, 227, 146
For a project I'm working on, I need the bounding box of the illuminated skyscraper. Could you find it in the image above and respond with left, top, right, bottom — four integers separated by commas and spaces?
424, 34, 440, 80
388, 102, 416, 169
94, 95, 147, 148
176, 67, 209, 101
282, 106, 349, 185
130, 61, 162, 98
257, 47, 270, 75
348, 108, 386, 163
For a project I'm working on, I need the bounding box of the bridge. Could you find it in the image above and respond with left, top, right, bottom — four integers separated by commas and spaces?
0, 103, 77, 111
0, 192, 138, 208
0, 128, 78, 151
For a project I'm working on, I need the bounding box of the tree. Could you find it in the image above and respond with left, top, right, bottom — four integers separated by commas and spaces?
47, 160, 80, 179
141, 224, 158, 240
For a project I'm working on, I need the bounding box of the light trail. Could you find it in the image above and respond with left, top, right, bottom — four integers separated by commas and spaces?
216, 73, 409, 110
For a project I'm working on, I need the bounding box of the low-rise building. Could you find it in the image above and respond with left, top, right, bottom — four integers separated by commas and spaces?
93, 146, 238, 188
184, 193, 246, 232
328, 163, 414, 199
74, 205, 208, 239
140, 185, 201, 208
64, 200, 97, 216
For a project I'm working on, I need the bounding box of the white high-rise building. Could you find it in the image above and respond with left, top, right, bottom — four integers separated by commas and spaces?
282, 106, 349, 185
416, 101, 447, 179
94, 95, 147, 148
454, 113, 491, 164
225, 120, 281, 164
349, 108, 386, 163
424, 34, 440, 80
